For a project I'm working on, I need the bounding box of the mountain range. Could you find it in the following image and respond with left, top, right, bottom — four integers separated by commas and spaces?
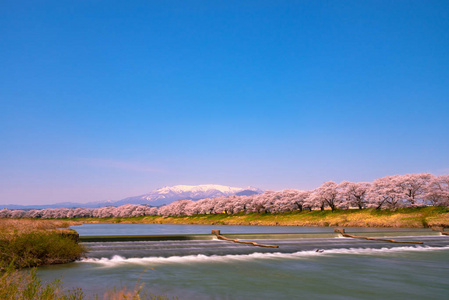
1, 184, 263, 210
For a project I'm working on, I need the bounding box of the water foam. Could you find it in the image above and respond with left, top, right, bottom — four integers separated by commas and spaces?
79, 245, 449, 266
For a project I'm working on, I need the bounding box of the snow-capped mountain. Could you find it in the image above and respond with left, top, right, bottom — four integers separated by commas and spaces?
2, 184, 263, 209
112, 184, 263, 207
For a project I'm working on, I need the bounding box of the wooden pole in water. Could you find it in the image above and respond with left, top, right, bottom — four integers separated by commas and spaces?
431, 226, 449, 236
334, 228, 423, 244
211, 230, 279, 248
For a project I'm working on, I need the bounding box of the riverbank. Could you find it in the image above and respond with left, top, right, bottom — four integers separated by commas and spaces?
0, 219, 85, 270
73, 207, 449, 228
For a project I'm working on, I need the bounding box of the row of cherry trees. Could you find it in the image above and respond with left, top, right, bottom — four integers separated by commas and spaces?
0, 204, 157, 219
1, 173, 448, 219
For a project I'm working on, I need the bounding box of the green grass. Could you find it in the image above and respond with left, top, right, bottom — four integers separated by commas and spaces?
0, 230, 86, 270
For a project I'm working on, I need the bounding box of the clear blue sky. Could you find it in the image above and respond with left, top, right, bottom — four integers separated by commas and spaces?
1, 1, 448, 205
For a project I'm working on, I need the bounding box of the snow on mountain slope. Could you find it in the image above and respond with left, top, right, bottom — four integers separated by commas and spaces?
157, 184, 244, 195
115, 184, 263, 206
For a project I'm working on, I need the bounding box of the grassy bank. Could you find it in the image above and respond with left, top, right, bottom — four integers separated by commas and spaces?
0, 219, 85, 299
73, 207, 449, 228
0, 219, 86, 270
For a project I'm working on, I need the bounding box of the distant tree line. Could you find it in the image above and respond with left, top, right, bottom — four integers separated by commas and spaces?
1, 173, 448, 219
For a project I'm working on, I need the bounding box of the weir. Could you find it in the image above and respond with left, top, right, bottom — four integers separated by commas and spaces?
79, 229, 442, 243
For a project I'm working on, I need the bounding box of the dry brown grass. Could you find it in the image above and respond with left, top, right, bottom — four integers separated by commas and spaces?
0, 219, 82, 235
426, 211, 449, 227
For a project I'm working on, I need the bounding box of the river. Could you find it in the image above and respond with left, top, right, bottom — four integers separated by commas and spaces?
37, 224, 449, 299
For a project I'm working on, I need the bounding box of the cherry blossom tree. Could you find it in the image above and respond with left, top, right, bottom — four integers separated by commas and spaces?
145, 206, 159, 216
339, 181, 371, 209
158, 200, 192, 216
9, 209, 25, 218
210, 196, 230, 214
92, 206, 112, 218
246, 192, 278, 213
304, 189, 324, 211
396, 173, 433, 207
196, 197, 220, 214
0, 209, 10, 218
272, 190, 310, 212
230, 195, 251, 214
367, 175, 405, 209
425, 175, 449, 206
308, 181, 340, 211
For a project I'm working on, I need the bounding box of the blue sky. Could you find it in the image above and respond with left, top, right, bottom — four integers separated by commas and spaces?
1, 1, 448, 205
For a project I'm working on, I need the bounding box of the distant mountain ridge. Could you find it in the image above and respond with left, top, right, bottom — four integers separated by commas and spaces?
116, 184, 263, 207
1, 184, 263, 210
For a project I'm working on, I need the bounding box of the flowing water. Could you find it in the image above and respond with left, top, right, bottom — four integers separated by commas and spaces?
37, 224, 449, 299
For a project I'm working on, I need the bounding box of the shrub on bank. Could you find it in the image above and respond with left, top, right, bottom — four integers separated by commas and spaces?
0, 229, 85, 270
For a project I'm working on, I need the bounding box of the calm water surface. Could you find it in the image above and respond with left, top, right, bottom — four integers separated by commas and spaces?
71, 223, 432, 236
37, 224, 449, 299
